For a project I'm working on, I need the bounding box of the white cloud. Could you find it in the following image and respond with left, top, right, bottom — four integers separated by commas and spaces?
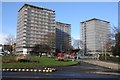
72, 37, 80, 40
71, 35, 80, 40
0, 33, 7, 45
74, 37, 80, 40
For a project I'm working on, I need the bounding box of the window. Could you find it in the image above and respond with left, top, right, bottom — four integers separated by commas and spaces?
25, 8, 28, 10
24, 12, 28, 14
31, 10, 34, 12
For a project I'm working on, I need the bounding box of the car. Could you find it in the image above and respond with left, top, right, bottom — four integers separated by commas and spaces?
0, 53, 4, 56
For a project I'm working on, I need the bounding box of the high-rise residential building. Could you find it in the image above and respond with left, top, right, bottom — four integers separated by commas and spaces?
56, 22, 71, 52
81, 18, 110, 55
16, 4, 55, 54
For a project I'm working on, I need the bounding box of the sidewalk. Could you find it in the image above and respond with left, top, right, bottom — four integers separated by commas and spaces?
81, 60, 119, 70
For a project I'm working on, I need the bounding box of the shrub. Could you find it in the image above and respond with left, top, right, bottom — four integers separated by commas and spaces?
18, 59, 30, 62
2, 56, 16, 63
15, 55, 26, 61
2, 54, 30, 63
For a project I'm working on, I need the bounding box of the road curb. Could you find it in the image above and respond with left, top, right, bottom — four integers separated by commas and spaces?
87, 71, 120, 76
81, 60, 119, 70
0, 67, 56, 73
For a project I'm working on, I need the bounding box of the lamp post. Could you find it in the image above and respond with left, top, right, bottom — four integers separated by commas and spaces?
102, 40, 104, 56
102, 38, 107, 61
104, 40, 107, 61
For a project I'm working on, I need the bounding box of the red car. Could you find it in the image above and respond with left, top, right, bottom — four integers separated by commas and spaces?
57, 53, 64, 61
69, 53, 75, 59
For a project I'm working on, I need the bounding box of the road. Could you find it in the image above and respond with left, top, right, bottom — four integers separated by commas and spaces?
2, 61, 120, 80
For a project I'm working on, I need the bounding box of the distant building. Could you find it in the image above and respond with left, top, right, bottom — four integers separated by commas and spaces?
81, 18, 110, 55
56, 22, 71, 52
16, 4, 56, 54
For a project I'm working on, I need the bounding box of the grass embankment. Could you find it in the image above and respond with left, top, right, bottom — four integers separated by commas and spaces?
99, 55, 120, 63
2, 56, 78, 68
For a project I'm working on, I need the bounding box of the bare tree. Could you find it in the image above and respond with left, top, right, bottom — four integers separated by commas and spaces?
111, 25, 120, 38
63, 35, 70, 52
46, 32, 55, 54
5, 34, 16, 45
4, 34, 16, 53
110, 25, 120, 56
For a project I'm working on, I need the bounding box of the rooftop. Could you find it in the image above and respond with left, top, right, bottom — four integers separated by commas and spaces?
56, 21, 71, 26
81, 18, 110, 23
18, 4, 55, 12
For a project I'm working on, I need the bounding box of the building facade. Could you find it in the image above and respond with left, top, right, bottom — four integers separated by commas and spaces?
56, 22, 71, 52
16, 4, 56, 53
81, 18, 110, 55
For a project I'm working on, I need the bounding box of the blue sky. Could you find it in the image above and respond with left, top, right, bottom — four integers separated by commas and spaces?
1, 2, 118, 44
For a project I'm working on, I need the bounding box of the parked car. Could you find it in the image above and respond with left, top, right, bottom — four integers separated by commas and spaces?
0, 53, 4, 56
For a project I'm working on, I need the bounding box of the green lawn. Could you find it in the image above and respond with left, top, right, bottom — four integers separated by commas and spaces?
2, 56, 78, 68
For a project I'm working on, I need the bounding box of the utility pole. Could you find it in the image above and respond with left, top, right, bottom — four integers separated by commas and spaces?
102, 40, 104, 56
100, 35, 104, 57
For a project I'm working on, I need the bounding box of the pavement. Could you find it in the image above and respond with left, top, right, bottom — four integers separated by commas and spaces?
2, 61, 120, 80
81, 59, 119, 70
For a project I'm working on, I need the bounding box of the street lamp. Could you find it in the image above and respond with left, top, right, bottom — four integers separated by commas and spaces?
101, 36, 107, 61
104, 39, 107, 61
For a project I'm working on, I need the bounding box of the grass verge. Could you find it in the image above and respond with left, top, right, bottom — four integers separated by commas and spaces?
2, 56, 78, 68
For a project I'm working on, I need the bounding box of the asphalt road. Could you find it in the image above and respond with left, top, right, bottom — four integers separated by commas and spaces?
1, 61, 120, 80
